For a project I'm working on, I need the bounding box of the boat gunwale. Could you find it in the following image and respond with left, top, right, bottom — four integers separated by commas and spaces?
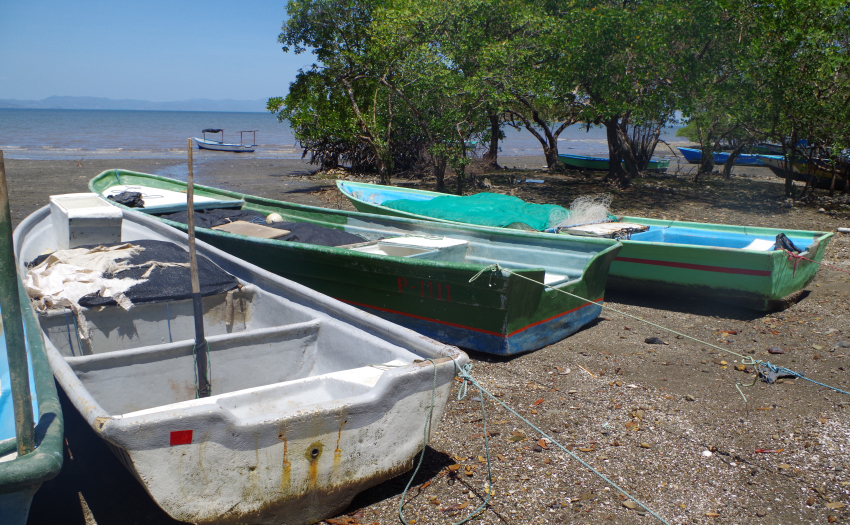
0, 274, 64, 495
89, 170, 622, 279
14, 205, 468, 433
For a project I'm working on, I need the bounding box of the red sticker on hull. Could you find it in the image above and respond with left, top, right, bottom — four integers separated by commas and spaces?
170, 430, 193, 446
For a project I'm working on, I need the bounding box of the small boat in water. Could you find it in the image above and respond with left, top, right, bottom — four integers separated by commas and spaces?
0, 278, 64, 525
757, 155, 848, 190
192, 129, 257, 153
557, 153, 670, 172
337, 181, 833, 310
14, 194, 466, 524
89, 170, 623, 355
676, 147, 765, 166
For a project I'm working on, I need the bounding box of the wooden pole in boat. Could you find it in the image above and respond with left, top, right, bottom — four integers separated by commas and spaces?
0, 150, 36, 455
187, 139, 210, 398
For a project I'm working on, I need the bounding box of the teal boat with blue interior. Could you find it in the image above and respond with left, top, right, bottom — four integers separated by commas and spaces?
337, 180, 833, 310
0, 276, 64, 524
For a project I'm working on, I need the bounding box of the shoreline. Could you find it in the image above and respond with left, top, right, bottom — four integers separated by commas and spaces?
3, 151, 787, 228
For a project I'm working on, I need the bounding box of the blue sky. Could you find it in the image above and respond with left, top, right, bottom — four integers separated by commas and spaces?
0, 0, 312, 101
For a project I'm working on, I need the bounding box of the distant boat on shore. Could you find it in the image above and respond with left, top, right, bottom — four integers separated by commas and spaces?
757, 154, 848, 190
557, 153, 670, 172
676, 147, 765, 166
192, 129, 257, 152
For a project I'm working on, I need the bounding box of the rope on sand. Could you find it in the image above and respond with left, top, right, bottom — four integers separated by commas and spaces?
399, 358, 672, 525
469, 264, 850, 399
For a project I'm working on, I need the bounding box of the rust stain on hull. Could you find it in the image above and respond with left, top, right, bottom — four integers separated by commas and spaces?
279, 431, 291, 493
306, 441, 323, 491
333, 420, 346, 469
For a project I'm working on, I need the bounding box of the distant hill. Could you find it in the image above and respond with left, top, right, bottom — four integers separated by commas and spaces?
0, 96, 268, 113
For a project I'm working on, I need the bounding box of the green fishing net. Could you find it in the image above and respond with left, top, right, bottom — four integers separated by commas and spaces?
382, 192, 569, 231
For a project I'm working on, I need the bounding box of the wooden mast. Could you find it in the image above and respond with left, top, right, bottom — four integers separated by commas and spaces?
186, 139, 210, 397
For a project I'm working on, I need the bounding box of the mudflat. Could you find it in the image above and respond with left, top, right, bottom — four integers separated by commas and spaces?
11, 155, 850, 525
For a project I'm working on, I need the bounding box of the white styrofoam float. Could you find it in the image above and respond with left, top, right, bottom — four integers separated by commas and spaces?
49, 193, 123, 249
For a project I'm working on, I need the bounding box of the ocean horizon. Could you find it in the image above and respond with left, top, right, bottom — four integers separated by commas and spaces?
0, 108, 686, 161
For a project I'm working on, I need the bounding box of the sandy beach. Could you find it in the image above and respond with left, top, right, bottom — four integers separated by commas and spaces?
9, 154, 850, 525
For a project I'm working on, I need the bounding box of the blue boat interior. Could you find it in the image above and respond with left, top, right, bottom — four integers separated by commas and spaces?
0, 305, 40, 442
629, 226, 816, 251
339, 182, 435, 206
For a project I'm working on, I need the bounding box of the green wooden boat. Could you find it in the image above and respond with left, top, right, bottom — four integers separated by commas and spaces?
557, 153, 670, 172
90, 170, 622, 356
337, 181, 833, 310
0, 275, 64, 525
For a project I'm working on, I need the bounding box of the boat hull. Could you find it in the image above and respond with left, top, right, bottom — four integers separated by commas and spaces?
100, 363, 451, 525
15, 205, 466, 525
758, 155, 848, 190
336, 181, 833, 310
193, 137, 256, 153
90, 170, 621, 355
557, 154, 670, 172
607, 217, 830, 310
676, 147, 765, 166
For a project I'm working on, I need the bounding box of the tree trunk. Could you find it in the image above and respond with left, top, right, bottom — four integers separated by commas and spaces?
604, 118, 629, 187
784, 130, 798, 197
456, 165, 465, 195
482, 114, 501, 168
697, 144, 715, 178
721, 143, 750, 179
434, 155, 447, 191
378, 160, 391, 185
508, 99, 571, 172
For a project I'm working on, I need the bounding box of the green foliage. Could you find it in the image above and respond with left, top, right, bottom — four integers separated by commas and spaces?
270, 0, 850, 191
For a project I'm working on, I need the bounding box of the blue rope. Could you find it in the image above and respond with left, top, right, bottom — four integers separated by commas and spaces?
760, 362, 850, 396
470, 263, 850, 399
399, 359, 494, 525
451, 358, 672, 525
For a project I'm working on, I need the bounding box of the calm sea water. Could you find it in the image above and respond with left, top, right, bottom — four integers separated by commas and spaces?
0, 108, 682, 160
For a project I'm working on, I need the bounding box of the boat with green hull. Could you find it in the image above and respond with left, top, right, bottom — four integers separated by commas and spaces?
336, 181, 833, 310
90, 170, 622, 356
0, 276, 64, 525
557, 153, 670, 172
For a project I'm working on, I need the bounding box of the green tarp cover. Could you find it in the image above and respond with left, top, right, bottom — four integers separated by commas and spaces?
382, 192, 568, 231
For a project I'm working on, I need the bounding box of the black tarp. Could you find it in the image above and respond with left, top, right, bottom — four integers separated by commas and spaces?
775, 233, 803, 253
161, 209, 266, 229
272, 221, 365, 246
202, 128, 223, 133
29, 240, 239, 307
158, 209, 366, 247
107, 191, 145, 208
